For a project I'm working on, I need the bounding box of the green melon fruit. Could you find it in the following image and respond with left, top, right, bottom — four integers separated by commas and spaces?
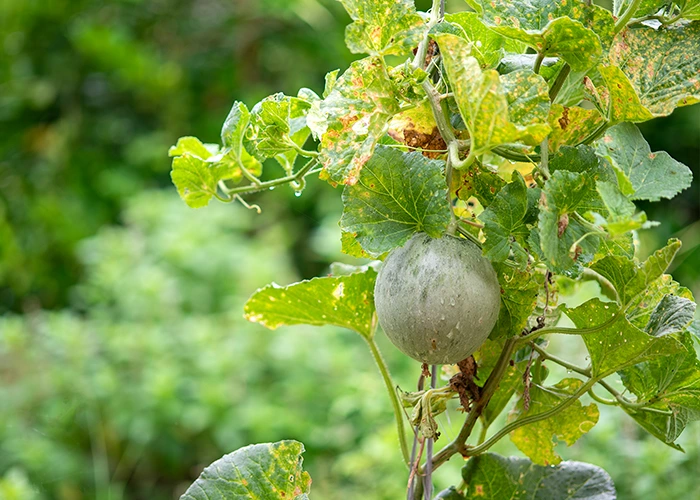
374, 233, 501, 365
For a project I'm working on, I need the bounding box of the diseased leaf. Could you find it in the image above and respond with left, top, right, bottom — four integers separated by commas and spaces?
595, 123, 693, 201
180, 440, 311, 500
547, 104, 606, 152
609, 22, 700, 116
246, 92, 313, 171
339, 146, 451, 257
537, 171, 601, 276
309, 57, 400, 185
510, 378, 599, 465
244, 267, 377, 338
459, 453, 616, 499
480, 172, 531, 267
566, 298, 683, 378
595, 65, 655, 123
339, 0, 425, 57
443, 11, 519, 68
386, 100, 445, 158
619, 334, 700, 449
467, 0, 615, 70
434, 34, 550, 156
490, 264, 539, 339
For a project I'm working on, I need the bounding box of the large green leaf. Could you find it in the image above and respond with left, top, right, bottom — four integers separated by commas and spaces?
454, 453, 616, 499
467, 0, 615, 70
509, 378, 599, 465
180, 440, 311, 500
614, 0, 700, 20
218, 102, 265, 179
244, 266, 377, 339
595, 123, 693, 201
169, 153, 218, 209
339, 0, 425, 57
489, 264, 540, 339
595, 65, 655, 124
309, 57, 400, 185
480, 172, 531, 267
619, 334, 700, 449
592, 180, 652, 237
566, 298, 683, 378
339, 146, 451, 257
609, 22, 700, 117
434, 34, 550, 156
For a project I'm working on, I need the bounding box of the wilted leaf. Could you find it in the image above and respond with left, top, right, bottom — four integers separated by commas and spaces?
339, 146, 451, 257
244, 267, 377, 338
180, 440, 311, 500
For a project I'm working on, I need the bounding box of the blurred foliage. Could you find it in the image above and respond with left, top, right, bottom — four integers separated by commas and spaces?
0, 0, 698, 499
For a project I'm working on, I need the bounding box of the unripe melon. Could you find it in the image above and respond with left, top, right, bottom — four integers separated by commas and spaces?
374, 233, 501, 365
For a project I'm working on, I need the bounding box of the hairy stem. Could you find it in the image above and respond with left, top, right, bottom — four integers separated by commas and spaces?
530, 342, 591, 377
549, 63, 571, 101
366, 335, 411, 466
468, 377, 598, 456
221, 158, 318, 196
425, 338, 518, 475
412, 0, 442, 70
614, 0, 643, 34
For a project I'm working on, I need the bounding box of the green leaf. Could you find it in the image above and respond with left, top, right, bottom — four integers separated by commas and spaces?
566, 298, 683, 378
609, 22, 700, 116
433, 34, 550, 156
386, 99, 444, 157
180, 440, 311, 500
459, 453, 616, 499
169, 136, 218, 159
339, 0, 425, 57
537, 171, 601, 276
170, 154, 219, 209
595, 123, 693, 201
309, 57, 400, 185
509, 378, 599, 465
547, 104, 606, 152
490, 264, 540, 339
339, 146, 451, 257
645, 294, 697, 337
246, 92, 313, 171
480, 172, 531, 267
443, 12, 520, 68
595, 65, 655, 123
619, 334, 700, 449
244, 266, 377, 338
467, 0, 615, 71
592, 180, 652, 236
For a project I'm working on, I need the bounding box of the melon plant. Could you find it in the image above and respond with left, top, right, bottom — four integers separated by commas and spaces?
169, 0, 700, 498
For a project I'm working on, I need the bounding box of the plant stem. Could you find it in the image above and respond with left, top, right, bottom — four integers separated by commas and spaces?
518, 303, 629, 343
530, 342, 591, 377
549, 63, 571, 101
426, 338, 518, 474
221, 157, 318, 196
468, 377, 598, 456
412, 0, 442, 70
614, 0, 643, 34
366, 336, 411, 466
423, 365, 437, 500
533, 52, 545, 74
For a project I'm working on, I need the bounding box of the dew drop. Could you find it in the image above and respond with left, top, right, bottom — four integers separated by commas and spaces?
294, 191, 302, 197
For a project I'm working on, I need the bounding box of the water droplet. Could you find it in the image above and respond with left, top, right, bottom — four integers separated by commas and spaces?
449, 297, 456, 306
294, 191, 302, 197
269, 187, 275, 191
440, 298, 445, 305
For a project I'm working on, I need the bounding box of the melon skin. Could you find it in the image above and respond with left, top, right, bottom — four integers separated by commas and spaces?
374, 233, 501, 365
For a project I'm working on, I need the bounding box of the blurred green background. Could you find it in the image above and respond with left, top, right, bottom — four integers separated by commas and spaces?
0, 0, 698, 499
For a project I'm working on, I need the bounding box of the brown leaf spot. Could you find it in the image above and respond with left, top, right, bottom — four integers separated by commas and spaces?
558, 107, 570, 130
557, 213, 569, 237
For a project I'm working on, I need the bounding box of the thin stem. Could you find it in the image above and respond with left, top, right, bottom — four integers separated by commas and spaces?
460, 218, 484, 230
422, 80, 457, 144
468, 377, 598, 456
222, 157, 318, 196
427, 338, 519, 473
533, 52, 545, 74
456, 225, 482, 248
615, 0, 643, 34
530, 342, 591, 377
423, 365, 437, 500
289, 141, 319, 158
366, 335, 411, 466
518, 304, 629, 344
492, 146, 540, 163
582, 268, 620, 303
588, 388, 618, 405
412, 0, 442, 70
549, 64, 571, 102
